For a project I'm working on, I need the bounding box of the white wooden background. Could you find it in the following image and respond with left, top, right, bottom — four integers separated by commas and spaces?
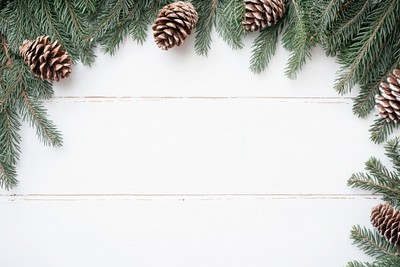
0, 31, 387, 266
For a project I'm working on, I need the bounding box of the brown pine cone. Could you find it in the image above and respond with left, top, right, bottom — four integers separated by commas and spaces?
375, 68, 400, 122
152, 1, 198, 50
243, 0, 286, 31
19, 36, 72, 82
371, 203, 400, 246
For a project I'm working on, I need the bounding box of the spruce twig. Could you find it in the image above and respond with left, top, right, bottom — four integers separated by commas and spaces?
193, 0, 217, 56
350, 226, 399, 259
19, 90, 62, 147
249, 24, 280, 74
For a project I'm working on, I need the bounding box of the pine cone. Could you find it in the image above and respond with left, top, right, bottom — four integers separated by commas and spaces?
375, 68, 400, 122
19, 36, 72, 81
152, 1, 198, 50
243, 0, 286, 31
371, 203, 400, 246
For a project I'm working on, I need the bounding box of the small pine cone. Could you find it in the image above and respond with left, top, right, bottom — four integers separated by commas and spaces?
371, 203, 400, 246
19, 36, 72, 81
152, 1, 198, 50
243, 0, 286, 31
375, 68, 400, 122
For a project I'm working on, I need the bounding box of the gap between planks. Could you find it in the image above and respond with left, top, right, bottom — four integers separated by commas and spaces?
0, 193, 380, 202
48, 96, 355, 104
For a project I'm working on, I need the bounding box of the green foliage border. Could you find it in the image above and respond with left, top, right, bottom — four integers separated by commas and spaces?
0, 0, 399, 265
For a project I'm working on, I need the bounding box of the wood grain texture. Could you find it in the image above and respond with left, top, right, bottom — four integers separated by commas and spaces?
0, 33, 384, 266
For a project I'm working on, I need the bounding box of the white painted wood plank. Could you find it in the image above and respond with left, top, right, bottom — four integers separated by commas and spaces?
0, 198, 377, 267
53, 31, 354, 98
2, 98, 383, 195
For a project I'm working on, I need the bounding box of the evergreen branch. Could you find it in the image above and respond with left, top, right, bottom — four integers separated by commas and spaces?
384, 138, 400, 175
282, 0, 314, 79
128, 4, 149, 45
348, 173, 400, 200
0, 108, 21, 166
249, 24, 279, 74
0, 34, 11, 67
346, 262, 374, 267
334, 0, 399, 94
352, 25, 400, 117
98, 0, 162, 54
19, 90, 62, 147
0, 155, 17, 190
369, 118, 398, 144
193, 0, 217, 56
324, 0, 371, 55
352, 80, 380, 118
365, 157, 399, 184
55, 0, 95, 65
83, 0, 127, 45
348, 137, 400, 206
75, 0, 97, 13
0, 61, 24, 112
347, 257, 400, 267
41, 1, 67, 50
4, 0, 42, 54
98, 1, 136, 55
317, 0, 341, 39
350, 226, 399, 259
353, 59, 399, 118
215, 0, 245, 50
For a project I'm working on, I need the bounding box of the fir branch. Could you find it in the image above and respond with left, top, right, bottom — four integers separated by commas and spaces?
19, 90, 62, 147
347, 257, 400, 267
369, 118, 398, 144
75, 0, 97, 13
83, 0, 130, 46
98, 0, 137, 55
352, 25, 400, 117
98, 0, 166, 54
334, 0, 399, 94
0, 60, 24, 112
0, 155, 17, 190
324, 0, 371, 56
348, 172, 400, 204
346, 262, 374, 267
384, 138, 400, 175
316, 0, 341, 39
40, 1, 70, 52
352, 80, 380, 118
54, 0, 96, 65
215, 0, 245, 50
282, 0, 314, 79
365, 157, 399, 185
348, 137, 400, 207
3, 0, 42, 54
0, 108, 21, 166
193, 0, 217, 56
350, 226, 399, 259
128, 4, 149, 45
249, 24, 280, 74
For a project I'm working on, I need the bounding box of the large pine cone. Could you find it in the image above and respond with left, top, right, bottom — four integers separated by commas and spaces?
243, 0, 286, 31
375, 68, 400, 122
152, 1, 198, 50
19, 36, 72, 81
371, 203, 400, 246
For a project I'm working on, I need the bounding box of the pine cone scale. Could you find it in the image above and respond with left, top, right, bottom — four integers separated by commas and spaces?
244, 0, 286, 31
375, 68, 400, 122
371, 203, 400, 246
153, 1, 198, 50
19, 36, 71, 81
